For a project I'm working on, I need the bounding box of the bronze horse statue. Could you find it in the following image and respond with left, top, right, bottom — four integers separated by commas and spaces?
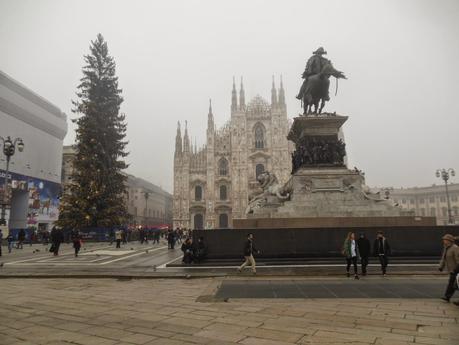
302, 61, 346, 115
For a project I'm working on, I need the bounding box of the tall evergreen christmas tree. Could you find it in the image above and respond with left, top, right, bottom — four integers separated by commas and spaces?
58, 34, 129, 229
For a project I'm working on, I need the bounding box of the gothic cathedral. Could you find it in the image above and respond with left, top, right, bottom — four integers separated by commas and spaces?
173, 77, 293, 229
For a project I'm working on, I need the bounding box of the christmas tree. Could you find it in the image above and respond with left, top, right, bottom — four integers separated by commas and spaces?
58, 34, 129, 229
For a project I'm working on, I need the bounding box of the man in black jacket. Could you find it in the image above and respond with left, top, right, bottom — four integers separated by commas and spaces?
357, 232, 371, 276
373, 231, 391, 275
238, 233, 260, 274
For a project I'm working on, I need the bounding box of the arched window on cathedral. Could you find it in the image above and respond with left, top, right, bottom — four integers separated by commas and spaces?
218, 158, 228, 176
256, 164, 265, 179
220, 185, 227, 200
219, 213, 228, 228
194, 214, 204, 229
254, 124, 265, 149
195, 185, 202, 201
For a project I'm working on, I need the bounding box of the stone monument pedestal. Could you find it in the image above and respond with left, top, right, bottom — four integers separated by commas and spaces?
243, 114, 410, 224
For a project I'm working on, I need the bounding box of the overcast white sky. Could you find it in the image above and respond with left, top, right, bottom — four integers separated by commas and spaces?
1, 0, 458, 193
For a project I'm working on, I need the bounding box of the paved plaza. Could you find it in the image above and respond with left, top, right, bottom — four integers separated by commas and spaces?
0, 277, 458, 345
0, 241, 440, 278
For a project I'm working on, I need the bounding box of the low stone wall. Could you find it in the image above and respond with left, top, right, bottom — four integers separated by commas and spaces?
234, 216, 437, 229
192, 226, 459, 259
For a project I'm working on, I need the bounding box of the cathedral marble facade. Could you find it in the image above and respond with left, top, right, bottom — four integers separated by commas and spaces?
173, 78, 293, 229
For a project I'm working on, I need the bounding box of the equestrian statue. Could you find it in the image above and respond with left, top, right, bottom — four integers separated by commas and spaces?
296, 47, 347, 115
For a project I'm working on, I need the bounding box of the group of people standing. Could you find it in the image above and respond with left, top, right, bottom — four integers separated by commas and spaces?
342, 231, 391, 279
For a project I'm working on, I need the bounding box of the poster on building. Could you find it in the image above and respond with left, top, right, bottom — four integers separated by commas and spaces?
0, 170, 61, 229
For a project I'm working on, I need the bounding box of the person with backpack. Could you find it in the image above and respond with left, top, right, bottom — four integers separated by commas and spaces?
439, 234, 459, 305
373, 231, 391, 276
357, 232, 371, 276
238, 233, 260, 275
342, 232, 360, 279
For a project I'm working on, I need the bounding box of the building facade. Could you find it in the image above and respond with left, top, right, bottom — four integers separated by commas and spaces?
173, 78, 293, 229
62, 145, 173, 227
384, 183, 459, 225
125, 174, 173, 227
0, 70, 67, 231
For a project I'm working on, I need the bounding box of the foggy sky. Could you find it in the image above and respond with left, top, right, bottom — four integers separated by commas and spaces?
1, 0, 458, 193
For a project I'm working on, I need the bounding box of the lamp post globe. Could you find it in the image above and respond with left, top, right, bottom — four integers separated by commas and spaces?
436, 168, 456, 224
17, 139, 24, 152
0, 135, 25, 226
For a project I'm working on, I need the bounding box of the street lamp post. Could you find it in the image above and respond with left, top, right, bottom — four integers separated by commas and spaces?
143, 191, 150, 225
0, 136, 24, 226
436, 168, 456, 224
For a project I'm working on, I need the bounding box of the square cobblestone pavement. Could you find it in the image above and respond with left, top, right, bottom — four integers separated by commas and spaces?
0, 278, 458, 345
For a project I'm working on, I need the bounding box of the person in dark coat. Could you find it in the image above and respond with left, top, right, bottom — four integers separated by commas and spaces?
357, 232, 371, 276
71, 229, 82, 257
17, 229, 25, 249
181, 238, 194, 264
168, 229, 176, 249
439, 234, 459, 305
193, 236, 208, 263
50, 226, 64, 256
373, 231, 391, 275
238, 233, 260, 274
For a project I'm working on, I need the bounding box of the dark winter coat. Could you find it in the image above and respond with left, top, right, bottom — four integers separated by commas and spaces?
71, 230, 81, 249
243, 239, 258, 256
373, 238, 391, 256
50, 229, 64, 243
357, 237, 371, 257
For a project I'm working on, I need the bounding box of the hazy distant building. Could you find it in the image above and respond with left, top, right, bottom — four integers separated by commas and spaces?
125, 174, 172, 227
0, 70, 67, 231
62, 145, 172, 227
173, 78, 293, 229
384, 184, 459, 225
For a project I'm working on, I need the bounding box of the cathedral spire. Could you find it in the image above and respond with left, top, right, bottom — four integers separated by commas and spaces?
183, 120, 190, 153
278, 74, 286, 108
271, 75, 278, 107
207, 98, 214, 131
175, 121, 182, 157
231, 76, 238, 113
239, 76, 245, 110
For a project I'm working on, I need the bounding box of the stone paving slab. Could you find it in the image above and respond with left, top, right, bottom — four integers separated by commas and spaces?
215, 279, 446, 299
0, 277, 458, 345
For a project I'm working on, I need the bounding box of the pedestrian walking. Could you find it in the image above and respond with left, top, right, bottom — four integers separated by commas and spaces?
6, 233, 14, 253
373, 231, 391, 276
238, 233, 260, 274
153, 229, 160, 244
439, 234, 459, 305
17, 229, 25, 249
0, 229, 3, 257
168, 229, 176, 249
71, 229, 82, 257
357, 232, 371, 276
50, 226, 63, 256
109, 228, 115, 245
342, 232, 360, 279
115, 228, 122, 248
